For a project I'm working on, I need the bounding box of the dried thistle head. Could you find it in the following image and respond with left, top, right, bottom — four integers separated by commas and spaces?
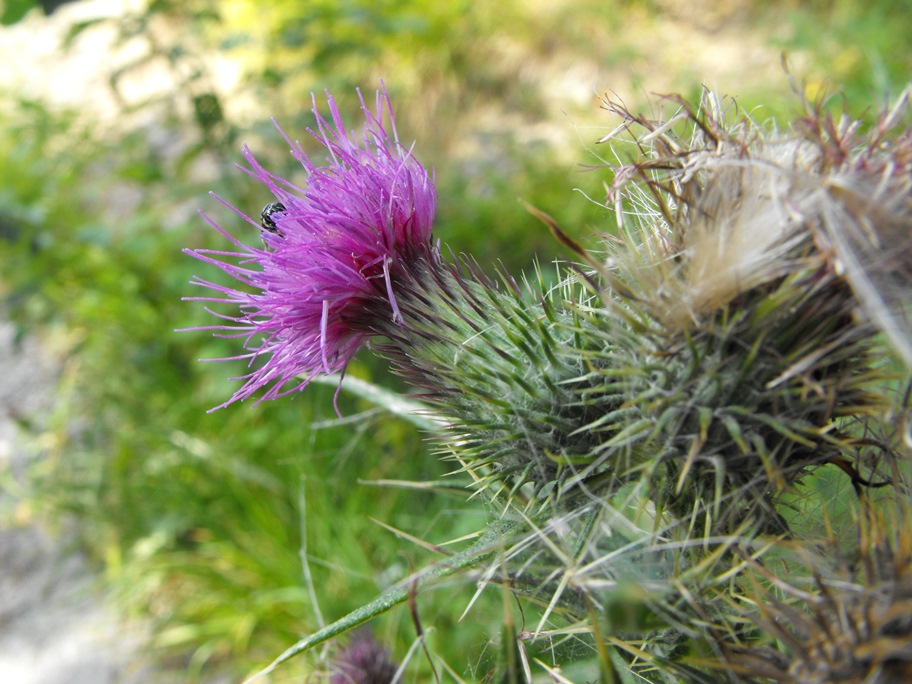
599, 85, 912, 339
717, 496, 912, 683
584, 84, 912, 532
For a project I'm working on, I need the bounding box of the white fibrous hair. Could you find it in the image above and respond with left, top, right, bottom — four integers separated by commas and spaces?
600, 87, 912, 365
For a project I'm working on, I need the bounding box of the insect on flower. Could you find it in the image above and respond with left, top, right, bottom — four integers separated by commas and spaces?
259, 201, 286, 235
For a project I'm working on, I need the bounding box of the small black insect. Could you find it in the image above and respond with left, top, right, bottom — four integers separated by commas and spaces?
260, 201, 286, 236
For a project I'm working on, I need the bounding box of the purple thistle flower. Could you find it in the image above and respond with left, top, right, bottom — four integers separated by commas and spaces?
184, 86, 437, 409
329, 630, 398, 684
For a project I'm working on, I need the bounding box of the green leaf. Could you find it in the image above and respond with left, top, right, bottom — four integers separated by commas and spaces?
1, 0, 35, 25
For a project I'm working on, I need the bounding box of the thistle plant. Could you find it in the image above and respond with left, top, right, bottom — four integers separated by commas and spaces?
185, 80, 912, 681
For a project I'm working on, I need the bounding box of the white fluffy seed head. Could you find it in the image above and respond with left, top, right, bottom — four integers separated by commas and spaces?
601, 87, 912, 362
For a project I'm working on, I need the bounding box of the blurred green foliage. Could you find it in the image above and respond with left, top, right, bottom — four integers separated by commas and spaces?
0, 0, 909, 680
771, 0, 911, 101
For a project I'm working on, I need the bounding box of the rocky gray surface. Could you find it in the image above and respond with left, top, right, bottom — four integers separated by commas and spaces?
0, 322, 156, 683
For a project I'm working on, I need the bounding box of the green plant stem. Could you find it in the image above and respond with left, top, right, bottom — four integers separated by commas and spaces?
245, 520, 519, 681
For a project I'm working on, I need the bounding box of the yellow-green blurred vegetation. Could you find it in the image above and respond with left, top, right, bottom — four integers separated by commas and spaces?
0, 0, 909, 680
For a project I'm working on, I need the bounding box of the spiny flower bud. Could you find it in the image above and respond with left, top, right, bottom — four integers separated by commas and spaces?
329, 630, 398, 684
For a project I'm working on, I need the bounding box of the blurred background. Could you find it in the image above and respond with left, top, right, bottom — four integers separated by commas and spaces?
0, 0, 908, 681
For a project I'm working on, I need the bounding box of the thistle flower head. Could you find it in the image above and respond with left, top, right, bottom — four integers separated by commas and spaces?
329, 630, 398, 684
185, 86, 437, 408
583, 87, 912, 532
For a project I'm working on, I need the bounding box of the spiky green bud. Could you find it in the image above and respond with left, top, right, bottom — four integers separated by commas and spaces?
373, 87, 909, 541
